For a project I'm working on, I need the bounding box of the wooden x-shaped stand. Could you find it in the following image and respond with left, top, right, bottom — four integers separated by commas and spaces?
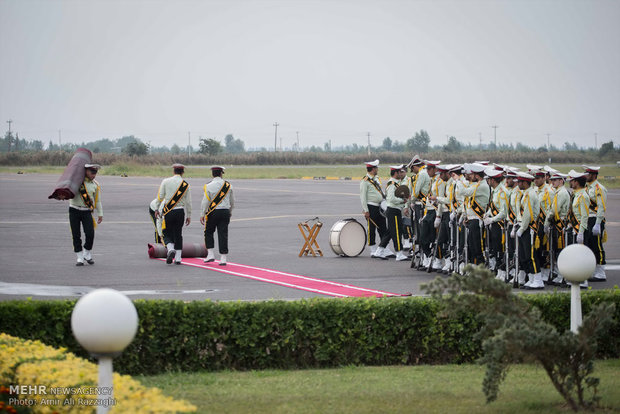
298, 221, 323, 257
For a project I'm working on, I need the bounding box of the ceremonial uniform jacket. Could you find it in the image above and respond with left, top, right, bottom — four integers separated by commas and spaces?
544, 186, 570, 226
360, 174, 384, 212
535, 183, 552, 228
413, 166, 431, 204
570, 188, 590, 234
586, 180, 607, 225
154, 174, 192, 216
386, 177, 407, 209
201, 176, 234, 217
454, 176, 468, 215
461, 179, 490, 220
518, 186, 540, 231
69, 177, 103, 217
509, 187, 522, 225
436, 177, 455, 212
425, 176, 446, 213
406, 173, 417, 208
488, 183, 509, 223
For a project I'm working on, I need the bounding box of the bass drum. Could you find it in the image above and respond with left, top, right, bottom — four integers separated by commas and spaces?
329, 219, 367, 257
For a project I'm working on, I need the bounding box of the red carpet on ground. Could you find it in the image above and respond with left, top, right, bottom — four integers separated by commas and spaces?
156, 257, 408, 298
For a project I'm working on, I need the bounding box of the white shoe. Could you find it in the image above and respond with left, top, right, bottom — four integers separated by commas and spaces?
541, 268, 550, 282
526, 273, 544, 289
83, 249, 94, 264
518, 270, 527, 286
496, 269, 506, 280
441, 259, 452, 272
76, 251, 84, 266
489, 257, 497, 271
174, 249, 182, 264
395, 251, 409, 261
219, 254, 227, 266
369, 245, 378, 256
166, 243, 175, 264
590, 265, 607, 281
580, 280, 589, 289
403, 239, 412, 249
372, 246, 384, 258
383, 247, 396, 258
550, 275, 565, 285
423, 255, 431, 268
204, 250, 215, 263
432, 258, 444, 270
459, 262, 466, 273
379, 247, 391, 259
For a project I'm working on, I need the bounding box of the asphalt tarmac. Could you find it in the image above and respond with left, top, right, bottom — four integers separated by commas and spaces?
0, 173, 618, 301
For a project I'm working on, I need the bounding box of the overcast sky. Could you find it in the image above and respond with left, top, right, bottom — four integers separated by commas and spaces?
1, 0, 619, 150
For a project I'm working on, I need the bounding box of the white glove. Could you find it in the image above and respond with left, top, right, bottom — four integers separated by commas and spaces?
434, 217, 441, 228
511, 225, 519, 238
592, 223, 601, 236
516, 226, 524, 238
450, 212, 456, 222
458, 215, 465, 225
577, 232, 584, 244
544, 224, 550, 234
483, 217, 493, 226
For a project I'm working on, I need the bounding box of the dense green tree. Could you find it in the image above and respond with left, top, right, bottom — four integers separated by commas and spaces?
224, 134, 245, 153
599, 141, 615, 158
381, 137, 392, 151
443, 136, 462, 153
406, 130, 430, 153
123, 141, 148, 156
199, 138, 222, 155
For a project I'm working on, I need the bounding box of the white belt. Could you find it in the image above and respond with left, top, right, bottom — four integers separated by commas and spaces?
588, 213, 597, 218
70, 205, 92, 212
367, 202, 380, 207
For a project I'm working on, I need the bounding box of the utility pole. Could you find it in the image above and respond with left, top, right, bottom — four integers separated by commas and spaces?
296, 131, 300, 152
367, 132, 371, 156
273, 122, 279, 152
546, 133, 551, 150
6, 120, 12, 152
491, 125, 498, 147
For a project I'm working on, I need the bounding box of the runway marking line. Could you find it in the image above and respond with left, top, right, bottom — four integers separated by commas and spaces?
156, 257, 408, 298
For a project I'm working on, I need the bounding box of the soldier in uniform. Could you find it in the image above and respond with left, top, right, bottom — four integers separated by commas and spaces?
201, 166, 234, 266
153, 163, 192, 264
359, 159, 389, 257
567, 170, 591, 288
427, 164, 450, 271
407, 155, 427, 257
483, 168, 509, 278
583, 165, 608, 282
545, 172, 570, 286
417, 160, 439, 268
377, 165, 408, 261
69, 163, 103, 266
531, 168, 553, 282
460, 163, 490, 266
512, 172, 543, 289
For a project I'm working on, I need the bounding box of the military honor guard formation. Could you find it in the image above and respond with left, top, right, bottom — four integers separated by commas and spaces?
360, 157, 608, 289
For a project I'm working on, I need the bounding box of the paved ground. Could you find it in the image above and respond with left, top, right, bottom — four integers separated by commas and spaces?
0, 173, 618, 301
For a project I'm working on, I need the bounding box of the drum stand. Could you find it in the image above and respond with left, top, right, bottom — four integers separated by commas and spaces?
298, 218, 323, 257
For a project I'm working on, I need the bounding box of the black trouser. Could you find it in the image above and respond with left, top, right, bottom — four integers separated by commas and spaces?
489, 222, 503, 269
586, 217, 606, 265
205, 209, 231, 254
466, 219, 484, 265
381, 207, 403, 252
69, 208, 94, 253
500, 223, 514, 271
518, 227, 540, 274
420, 209, 436, 256
535, 222, 547, 269
163, 209, 185, 250
149, 207, 164, 244
366, 204, 388, 247
413, 204, 423, 246
436, 212, 450, 259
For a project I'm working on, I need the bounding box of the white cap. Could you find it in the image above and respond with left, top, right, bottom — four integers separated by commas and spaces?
424, 160, 441, 167
365, 159, 379, 168
211, 165, 226, 171
582, 165, 600, 173
484, 168, 503, 179
84, 163, 101, 170
390, 164, 406, 171
466, 163, 487, 174
568, 169, 587, 179
474, 160, 490, 165
543, 165, 559, 174
517, 172, 534, 181
549, 172, 567, 180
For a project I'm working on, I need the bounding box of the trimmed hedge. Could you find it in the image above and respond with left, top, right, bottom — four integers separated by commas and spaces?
1, 290, 618, 376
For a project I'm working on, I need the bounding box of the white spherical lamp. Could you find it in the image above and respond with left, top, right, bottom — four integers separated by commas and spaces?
71, 288, 138, 355
557, 244, 596, 283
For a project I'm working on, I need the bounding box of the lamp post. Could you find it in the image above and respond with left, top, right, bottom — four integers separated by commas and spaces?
557, 244, 596, 333
71, 289, 138, 414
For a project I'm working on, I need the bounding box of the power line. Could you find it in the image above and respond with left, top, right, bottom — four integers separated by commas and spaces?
491, 125, 498, 146
367, 132, 371, 156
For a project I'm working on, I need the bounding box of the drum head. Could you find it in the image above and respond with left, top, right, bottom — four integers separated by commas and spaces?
337, 220, 366, 257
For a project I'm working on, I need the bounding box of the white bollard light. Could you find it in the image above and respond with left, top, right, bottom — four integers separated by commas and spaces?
71, 289, 138, 414
557, 244, 596, 333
